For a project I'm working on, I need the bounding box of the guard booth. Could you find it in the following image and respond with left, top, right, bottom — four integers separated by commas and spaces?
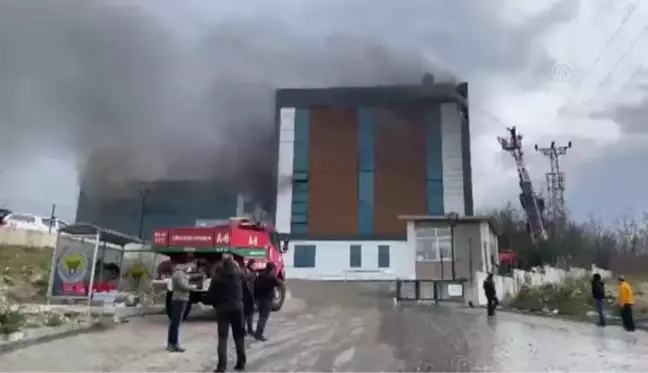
46, 223, 150, 307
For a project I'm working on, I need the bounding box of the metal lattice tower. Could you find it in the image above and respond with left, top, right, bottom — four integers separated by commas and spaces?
497, 127, 548, 243
534, 141, 572, 237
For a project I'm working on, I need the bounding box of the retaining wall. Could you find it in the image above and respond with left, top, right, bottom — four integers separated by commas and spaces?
0, 227, 58, 248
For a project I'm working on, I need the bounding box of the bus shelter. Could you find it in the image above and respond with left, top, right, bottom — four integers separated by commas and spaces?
46, 223, 149, 304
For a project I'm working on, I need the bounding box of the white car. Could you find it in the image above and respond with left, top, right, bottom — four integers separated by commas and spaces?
2, 213, 68, 233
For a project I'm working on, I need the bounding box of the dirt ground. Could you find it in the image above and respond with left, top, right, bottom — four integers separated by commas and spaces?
1, 280, 648, 372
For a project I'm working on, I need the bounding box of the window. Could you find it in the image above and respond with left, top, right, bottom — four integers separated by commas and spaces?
416, 227, 452, 261
378, 245, 390, 268
294, 245, 316, 268
349, 245, 362, 268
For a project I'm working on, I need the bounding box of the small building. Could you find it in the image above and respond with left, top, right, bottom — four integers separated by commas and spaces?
400, 215, 500, 280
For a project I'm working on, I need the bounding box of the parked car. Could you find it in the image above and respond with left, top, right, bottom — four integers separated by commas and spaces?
2, 212, 68, 232
0, 208, 11, 225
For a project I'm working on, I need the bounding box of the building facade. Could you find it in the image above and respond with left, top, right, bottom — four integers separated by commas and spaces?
75, 181, 249, 240
275, 81, 474, 279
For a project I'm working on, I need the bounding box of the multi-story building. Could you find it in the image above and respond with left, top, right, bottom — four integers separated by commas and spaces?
274, 78, 474, 279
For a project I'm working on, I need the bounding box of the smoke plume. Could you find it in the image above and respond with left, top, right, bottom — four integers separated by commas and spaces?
0, 1, 457, 202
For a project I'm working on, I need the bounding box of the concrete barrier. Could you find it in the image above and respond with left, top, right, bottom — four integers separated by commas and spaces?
0, 227, 58, 248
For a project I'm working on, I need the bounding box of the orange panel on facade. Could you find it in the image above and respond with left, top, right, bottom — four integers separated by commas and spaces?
374, 107, 427, 235
308, 107, 359, 235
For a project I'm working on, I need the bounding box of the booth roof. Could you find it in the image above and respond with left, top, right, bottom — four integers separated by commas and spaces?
59, 223, 146, 247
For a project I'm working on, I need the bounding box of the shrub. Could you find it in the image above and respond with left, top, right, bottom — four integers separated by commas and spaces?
510, 277, 594, 317
0, 308, 26, 335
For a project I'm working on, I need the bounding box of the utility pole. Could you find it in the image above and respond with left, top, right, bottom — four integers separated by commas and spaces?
48, 203, 56, 233
137, 188, 150, 239
534, 140, 572, 239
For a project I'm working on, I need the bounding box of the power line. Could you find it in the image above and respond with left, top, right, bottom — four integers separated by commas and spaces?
573, 0, 639, 92
580, 16, 648, 107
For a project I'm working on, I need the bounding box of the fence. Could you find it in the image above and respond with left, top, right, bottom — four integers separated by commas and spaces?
396, 279, 467, 303
469, 264, 612, 306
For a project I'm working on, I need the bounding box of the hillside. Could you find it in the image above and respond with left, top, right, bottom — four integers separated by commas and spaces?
0, 246, 52, 303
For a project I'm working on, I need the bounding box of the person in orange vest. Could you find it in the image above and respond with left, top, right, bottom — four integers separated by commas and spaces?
617, 276, 635, 332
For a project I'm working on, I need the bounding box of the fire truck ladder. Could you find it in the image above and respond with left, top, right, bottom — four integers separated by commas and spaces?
497, 127, 548, 243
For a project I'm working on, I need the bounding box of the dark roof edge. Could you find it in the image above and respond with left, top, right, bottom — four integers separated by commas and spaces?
276, 82, 468, 108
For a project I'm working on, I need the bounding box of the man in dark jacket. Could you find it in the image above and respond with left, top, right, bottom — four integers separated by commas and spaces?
253, 262, 282, 341
243, 259, 257, 335
591, 273, 606, 326
208, 255, 246, 372
483, 273, 498, 316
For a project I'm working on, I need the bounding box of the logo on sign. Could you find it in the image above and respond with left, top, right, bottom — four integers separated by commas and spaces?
248, 236, 258, 246
57, 247, 88, 284
216, 232, 230, 244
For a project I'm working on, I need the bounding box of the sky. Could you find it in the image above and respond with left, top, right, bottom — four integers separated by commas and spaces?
0, 0, 646, 224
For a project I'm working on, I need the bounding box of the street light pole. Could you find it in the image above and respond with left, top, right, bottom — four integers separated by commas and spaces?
138, 188, 150, 239
447, 212, 459, 280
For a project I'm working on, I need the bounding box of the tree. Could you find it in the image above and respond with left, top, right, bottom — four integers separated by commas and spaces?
488, 205, 632, 270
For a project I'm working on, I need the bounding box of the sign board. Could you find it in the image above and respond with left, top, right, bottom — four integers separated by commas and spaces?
49, 236, 97, 298
447, 283, 463, 297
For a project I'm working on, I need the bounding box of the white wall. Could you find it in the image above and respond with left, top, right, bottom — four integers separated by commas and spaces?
440, 103, 464, 215
0, 226, 58, 248
284, 240, 413, 280
274, 107, 296, 233
470, 264, 613, 306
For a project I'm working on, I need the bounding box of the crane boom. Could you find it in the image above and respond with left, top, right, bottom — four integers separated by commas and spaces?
497, 127, 548, 242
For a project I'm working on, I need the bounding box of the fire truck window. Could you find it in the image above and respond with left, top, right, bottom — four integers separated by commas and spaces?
270, 231, 280, 248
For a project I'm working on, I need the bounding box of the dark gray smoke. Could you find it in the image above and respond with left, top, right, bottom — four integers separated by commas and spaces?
0, 0, 577, 202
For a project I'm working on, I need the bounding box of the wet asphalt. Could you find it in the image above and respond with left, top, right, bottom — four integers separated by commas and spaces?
1, 280, 648, 371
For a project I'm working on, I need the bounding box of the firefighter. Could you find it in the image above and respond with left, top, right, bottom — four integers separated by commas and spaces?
243, 259, 257, 335
483, 273, 498, 316
618, 276, 635, 332
253, 262, 283, 341
209, 255, 246, 372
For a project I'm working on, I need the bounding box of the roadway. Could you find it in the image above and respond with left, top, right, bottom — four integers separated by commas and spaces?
1, 281, 647, 371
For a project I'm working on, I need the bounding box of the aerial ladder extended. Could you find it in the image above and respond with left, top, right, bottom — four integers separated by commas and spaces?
497, 127, 548, 242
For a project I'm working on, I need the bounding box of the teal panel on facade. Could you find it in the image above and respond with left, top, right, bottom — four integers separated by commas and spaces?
425, 107, 444, 215
357, 107, 375, 234
291, 108, 311, 233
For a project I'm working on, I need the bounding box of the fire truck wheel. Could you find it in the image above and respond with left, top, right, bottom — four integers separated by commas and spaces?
271, 283, 286, 312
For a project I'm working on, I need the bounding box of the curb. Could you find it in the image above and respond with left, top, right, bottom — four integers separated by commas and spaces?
0, 306, 164, 355
0, 321, 114, 355
495, 308, 648, 331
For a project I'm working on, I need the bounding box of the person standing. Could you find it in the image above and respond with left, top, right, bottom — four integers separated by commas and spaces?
253, 262, 283, 341
591, 273, 606, 327
209, 255, 247, 372
243, 259, 257, 335
483, 273, 498, 316
618, 276, 635, 332
167, 263, 193, 352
